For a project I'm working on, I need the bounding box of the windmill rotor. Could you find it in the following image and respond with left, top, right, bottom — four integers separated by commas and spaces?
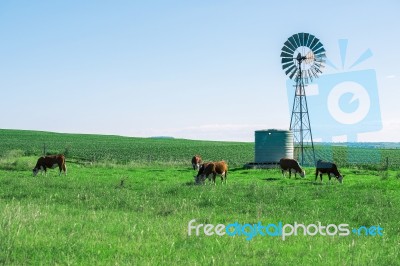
281, 33, 326, 84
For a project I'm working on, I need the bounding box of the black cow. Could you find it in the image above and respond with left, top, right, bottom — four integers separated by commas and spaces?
279, 158, 305, 178
315, 160, 343, 183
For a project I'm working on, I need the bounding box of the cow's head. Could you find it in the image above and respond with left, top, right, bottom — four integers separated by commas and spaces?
300, 169, 306, 178
194, 174, 206, 185
32, 167, 39, 176
330, 173, 344, 183
192, 163, 200, 171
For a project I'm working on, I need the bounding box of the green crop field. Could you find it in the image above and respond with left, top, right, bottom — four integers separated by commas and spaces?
0, 129, 400, 265
0, 129, 399, 168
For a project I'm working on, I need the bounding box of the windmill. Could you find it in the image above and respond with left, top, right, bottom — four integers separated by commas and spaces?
280, 33, 326, 166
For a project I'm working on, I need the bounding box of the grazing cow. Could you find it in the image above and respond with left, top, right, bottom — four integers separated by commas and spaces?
195, 161, 228, 185
191, 155, 202, 170
315, 160, 343, 183
33, 154, 67, 176
194, 162, 212, 184
279, 158, 305, 178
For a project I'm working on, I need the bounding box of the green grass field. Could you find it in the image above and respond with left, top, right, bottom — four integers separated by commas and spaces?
0, 129, 400, 265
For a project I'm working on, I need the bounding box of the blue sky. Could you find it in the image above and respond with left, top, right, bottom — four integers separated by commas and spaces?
1, 1, 399, 142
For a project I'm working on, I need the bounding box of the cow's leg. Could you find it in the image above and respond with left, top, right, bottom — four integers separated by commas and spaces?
61, 163, 67, 175
205, 174, 210, 185
315, 170, 318, 182
288, 169, 291, 179
212, 173, 217, 185
220, 171, 227, 184
201, 175, 206, 185
201, 174, 206, 185
40, 166, 45, 176
224, 171, 228, 184
320, 174, 323, 182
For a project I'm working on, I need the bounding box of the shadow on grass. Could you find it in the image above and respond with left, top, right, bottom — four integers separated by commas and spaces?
147, 169, 167, 172
262, 177, 280, 182
175, 168, 197, 172
228, 167, 245, 172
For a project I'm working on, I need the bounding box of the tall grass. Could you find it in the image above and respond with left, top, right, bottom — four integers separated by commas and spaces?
0, 161, 399, 264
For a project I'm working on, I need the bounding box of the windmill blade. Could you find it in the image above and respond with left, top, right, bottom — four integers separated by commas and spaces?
285, 64, 297, 75
281, 51, 293, 59
282, 57, 294, 64
314, 46, 325, 55
312, 42, 323, 53
282, 60, 294, 70
315, 61, 325, 68
315, 60, 325, 67
289, 68, 298, 79
290, 35, 299, 48
310, 68, 318, 78
315, 55, 326, 64
306, 35, 315, 48
284, 40, 296, 52
288, 36, 299, 49
281, 45, 294, 56
315, 53, 326, 60
294, 34, 301, 48
307, 69, 314, 83
281, 46, 294, 56
298, 32, 305, 46
308, 68, 317, 78
316, 59, 326, 67
309, 38, 319, 50
303, 33, 310, 47
315, 65, 323, 74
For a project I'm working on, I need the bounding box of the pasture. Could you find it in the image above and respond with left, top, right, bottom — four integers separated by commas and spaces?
0, 129, 400, 265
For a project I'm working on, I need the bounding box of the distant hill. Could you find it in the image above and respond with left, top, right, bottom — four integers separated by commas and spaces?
318, 142, 400, 149
149, 136, 175, 139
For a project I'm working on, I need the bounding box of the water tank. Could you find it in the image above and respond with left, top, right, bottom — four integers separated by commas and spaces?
255, 129, 293, 163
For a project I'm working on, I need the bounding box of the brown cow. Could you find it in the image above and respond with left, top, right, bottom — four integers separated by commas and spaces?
315, 160, 343, 183
191, 155, 202, 170
279, 158, 305, 178
33, 154, 67, 176
195, 161, 228, 185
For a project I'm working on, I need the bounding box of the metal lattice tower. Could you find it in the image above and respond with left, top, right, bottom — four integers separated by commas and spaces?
289, 60, 315, 166
281, 33, 326, 166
